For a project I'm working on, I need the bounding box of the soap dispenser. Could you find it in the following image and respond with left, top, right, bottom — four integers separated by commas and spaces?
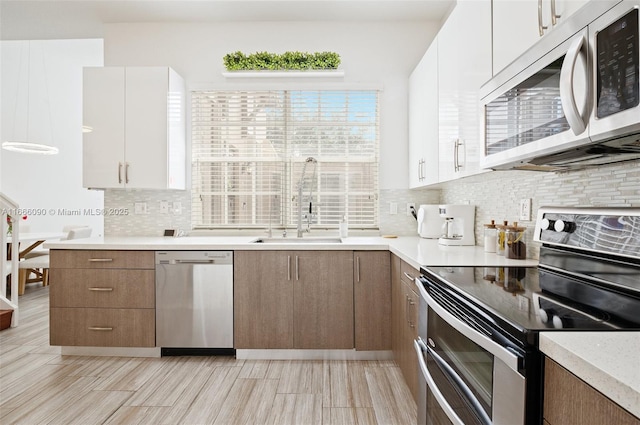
339, 215, 348, 238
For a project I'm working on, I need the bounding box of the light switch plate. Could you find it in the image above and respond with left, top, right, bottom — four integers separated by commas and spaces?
160, 201, 169, 214
134, 202, 148, 215
389, 202, 398, 215
173, 201, 182, 215
519, 198, 532, 221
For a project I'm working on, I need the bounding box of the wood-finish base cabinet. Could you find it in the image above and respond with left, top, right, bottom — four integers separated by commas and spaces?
234, 250, 354, 349
49, 250, 155, 347
544, 357, 640, 425
354, 251, 391, 351
391, 254, 420, 402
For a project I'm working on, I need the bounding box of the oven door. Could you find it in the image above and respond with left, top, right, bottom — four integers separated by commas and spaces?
415, 277, 527, 425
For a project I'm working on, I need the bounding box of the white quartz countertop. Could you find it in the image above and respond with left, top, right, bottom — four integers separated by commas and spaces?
45, 236, 538, 268
539, 332, 640, 419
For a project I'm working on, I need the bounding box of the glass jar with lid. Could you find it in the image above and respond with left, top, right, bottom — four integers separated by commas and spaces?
505, 222, 527, 259
484, 220, 497, 253
495, 220, 509, 256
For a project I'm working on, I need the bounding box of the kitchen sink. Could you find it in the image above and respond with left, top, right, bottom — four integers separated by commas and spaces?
252, 237, 342, 244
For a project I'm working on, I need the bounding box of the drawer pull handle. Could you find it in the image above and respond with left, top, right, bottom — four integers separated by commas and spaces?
403, 272, 415, 282
88, 287, 113, 292
88, 258, 114, 262
88, 326, 113, 331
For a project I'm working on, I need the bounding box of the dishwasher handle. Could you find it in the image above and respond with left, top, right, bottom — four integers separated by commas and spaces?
173, 259, 217, 264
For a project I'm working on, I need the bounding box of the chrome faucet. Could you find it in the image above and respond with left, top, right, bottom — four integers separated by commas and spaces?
297, 157, 317, 238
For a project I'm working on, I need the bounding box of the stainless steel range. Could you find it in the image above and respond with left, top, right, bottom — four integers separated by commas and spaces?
415, 207, 640, 425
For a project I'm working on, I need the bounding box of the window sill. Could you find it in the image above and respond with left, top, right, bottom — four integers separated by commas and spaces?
222, 70, 345, 78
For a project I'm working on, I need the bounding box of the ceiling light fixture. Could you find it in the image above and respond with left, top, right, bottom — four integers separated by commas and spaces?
2, 41, 59, 155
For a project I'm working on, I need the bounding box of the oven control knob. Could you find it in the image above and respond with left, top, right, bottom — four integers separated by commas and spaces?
539, 309, 549, 323
540, 218, 554, 230
552, 315, 564, 329
554, 220, 576, 233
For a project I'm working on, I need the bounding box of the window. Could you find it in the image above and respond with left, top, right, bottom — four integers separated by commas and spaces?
191, 89, 379, 230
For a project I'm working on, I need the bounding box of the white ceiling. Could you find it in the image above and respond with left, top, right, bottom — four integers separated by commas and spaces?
0, 0, 455, 40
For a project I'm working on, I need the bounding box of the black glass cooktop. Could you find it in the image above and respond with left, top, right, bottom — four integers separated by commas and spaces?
420, 265, 640, 335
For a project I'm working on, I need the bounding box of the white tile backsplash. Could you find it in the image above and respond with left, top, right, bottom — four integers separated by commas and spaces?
104, 189, 191, 236
103, 161, 640, 260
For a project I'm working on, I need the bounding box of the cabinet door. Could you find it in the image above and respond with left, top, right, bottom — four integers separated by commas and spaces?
125, 67, 170, 189
354, 251, 391, 351
82, 67, 126, 189
402, 274, 420, 402
492, 0, 590, 74
391, 254, 404, 361
544, 358, 640, 425
438, 0, 491, 182
294, 251, 354, 349
409, 41, 439, 188
234, 251, 294, 349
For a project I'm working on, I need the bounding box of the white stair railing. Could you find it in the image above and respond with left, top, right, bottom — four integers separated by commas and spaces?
1, 192, 20, 327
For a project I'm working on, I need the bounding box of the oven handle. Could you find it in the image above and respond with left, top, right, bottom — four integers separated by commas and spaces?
414, 338, 465, 425
416, 337, 492, 425
418, 280, 521, 372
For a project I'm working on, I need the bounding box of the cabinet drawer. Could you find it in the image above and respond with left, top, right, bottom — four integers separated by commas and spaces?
50, 269, 155, 308
51, 250, 154, 269
50, 308, 155, 347
400, 260, 419, 284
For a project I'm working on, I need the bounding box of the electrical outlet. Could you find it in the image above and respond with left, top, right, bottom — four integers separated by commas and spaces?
519, 198, 532, 221
407, 203, 415, 216
173, 201, 182, 215
389, 202, 398, 215
160, 201, 169, 214
134, 202, 148, 215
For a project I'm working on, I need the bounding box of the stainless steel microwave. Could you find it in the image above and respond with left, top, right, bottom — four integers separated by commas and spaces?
480, 0, 640, 171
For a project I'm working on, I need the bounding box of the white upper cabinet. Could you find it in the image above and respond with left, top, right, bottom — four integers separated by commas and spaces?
408, 41, 439, 188
437, 0, 492, 182
493, 0, 590, 74
83, 67, 186, 190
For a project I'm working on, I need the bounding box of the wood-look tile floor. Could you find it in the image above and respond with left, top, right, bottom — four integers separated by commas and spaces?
0, 285, 416, 425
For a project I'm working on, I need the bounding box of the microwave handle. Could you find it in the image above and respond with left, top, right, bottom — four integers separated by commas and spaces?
560, 34, 588, 135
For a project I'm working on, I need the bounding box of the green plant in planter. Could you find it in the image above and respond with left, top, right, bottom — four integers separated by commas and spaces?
223, 51, 341, 71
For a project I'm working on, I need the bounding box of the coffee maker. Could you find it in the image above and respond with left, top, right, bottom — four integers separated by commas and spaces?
438, 204, 475, 246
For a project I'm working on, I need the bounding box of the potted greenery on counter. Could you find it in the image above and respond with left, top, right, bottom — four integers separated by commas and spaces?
223, 51, 341, 71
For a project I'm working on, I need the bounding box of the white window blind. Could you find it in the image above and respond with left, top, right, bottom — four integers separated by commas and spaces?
191, 89, 379, 229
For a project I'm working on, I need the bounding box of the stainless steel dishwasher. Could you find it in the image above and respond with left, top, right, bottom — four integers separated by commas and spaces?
156, 251, 233, 355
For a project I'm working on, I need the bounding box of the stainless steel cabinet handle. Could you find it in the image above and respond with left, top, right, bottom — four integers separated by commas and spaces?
408, 297, 416, 328
118, 162, 123, 184
356, 256, 361, 282
88, 326, 113, 331
125, 162, 130, 184
403, 272, 415, 282
88, 258, 114, 262
538, 0, 548, 36
406, 295, 410, 325
295, 255, 299, 281
88, 287, 113, 292
454, 139, 459, 172
287, 255, 291, 281
551, 0, 561, 25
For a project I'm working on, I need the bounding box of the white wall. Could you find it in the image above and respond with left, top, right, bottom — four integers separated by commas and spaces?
1, 39, 105, 235
102, 21, 439, 190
